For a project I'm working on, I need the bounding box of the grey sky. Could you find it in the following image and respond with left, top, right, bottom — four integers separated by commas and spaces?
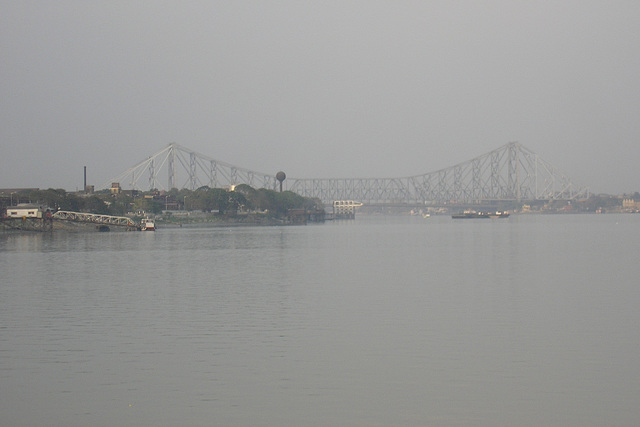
1, 1, 638, 194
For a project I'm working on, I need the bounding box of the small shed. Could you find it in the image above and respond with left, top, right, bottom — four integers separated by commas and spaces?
6, 205, 43, 218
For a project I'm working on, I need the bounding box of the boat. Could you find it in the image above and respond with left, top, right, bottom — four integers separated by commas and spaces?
452, 210, 510, 219
141, 218, 156, 231
488, 211, 510, 218
410, 209, 430, 218
452, 210, 490, 219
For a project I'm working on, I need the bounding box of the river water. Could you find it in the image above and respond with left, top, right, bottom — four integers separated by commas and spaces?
1, 214, 639, 426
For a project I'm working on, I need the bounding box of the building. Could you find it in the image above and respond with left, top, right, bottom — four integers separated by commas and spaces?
110, 182, 121, 195
333, 200, 363, 219
6, 204, 43, 218
622, 199, 640, 212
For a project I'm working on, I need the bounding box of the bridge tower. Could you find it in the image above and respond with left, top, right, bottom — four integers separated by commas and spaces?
168, 144, 176, 190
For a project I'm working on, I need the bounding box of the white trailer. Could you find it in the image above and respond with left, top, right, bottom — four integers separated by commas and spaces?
6, 206, 43, 218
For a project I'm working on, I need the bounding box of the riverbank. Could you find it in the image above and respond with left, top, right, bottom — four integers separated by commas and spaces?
0, 211, 315, 233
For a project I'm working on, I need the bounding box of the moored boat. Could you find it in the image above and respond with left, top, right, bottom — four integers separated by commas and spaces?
452, 210, 490, 219
452, 210, 510, 219
488, 211, 510, 218
141, 218, 156, 231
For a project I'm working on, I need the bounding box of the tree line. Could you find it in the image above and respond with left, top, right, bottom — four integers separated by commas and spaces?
20, 185, 324, 218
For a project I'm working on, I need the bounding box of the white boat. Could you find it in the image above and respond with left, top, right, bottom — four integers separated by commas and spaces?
487, 211, 510, 218
141, 218, 155, 231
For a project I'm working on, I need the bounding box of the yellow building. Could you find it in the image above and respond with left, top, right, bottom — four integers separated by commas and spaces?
622, 199, 640, 211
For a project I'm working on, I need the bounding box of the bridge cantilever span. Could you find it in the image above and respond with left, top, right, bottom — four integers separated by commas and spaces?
104, 142, 589, 205
288, 142, 589, 204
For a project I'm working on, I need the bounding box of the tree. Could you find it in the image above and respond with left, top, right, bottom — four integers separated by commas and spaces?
234, 184, 258, 210
210, 188, 230, 213
255, 188, 278, 214
226, 191, 247, 215
83, 196, 110, 214
132, 197, 163, 215
30, 189, 65, 210
29, 188, 82, 211
109, 194, 133, 216
189, 187, 211, 211
304, 197, 324, 211
273, 191, 305, 216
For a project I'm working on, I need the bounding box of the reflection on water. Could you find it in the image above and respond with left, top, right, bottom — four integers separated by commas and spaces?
1, 214, 639, 426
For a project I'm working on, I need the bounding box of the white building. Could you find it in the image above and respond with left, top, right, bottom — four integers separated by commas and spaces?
6, 205, 43, 218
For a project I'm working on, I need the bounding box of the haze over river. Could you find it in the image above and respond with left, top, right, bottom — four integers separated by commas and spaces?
1, 214, 639, 426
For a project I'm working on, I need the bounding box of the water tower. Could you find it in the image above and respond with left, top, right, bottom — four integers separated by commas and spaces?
276, 171, 286, 192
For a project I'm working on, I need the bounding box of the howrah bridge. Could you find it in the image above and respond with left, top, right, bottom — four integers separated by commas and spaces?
104, 142, 589, 205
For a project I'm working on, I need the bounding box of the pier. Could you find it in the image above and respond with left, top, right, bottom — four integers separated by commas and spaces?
332, 200, 363, 219
1, 208, 139, 232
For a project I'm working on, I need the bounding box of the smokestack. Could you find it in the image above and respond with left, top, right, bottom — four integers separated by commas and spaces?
84, 166, 87, 192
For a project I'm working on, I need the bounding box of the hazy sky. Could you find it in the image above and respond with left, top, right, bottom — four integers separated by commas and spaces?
2, 1, 639, 194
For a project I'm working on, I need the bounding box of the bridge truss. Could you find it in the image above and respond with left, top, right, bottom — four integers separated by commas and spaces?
53, 211, 136, 227
105, 142, 588, 205
290, 142, 588, 204
106, 143, 279, 193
